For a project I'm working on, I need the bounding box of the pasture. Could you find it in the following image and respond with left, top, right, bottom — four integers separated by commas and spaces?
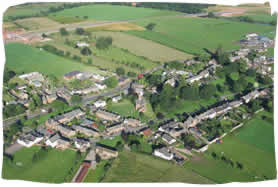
52, 4, 181, 21
93, 32, 192, 62
2, 146, 78, 183
186, 154, 256, 183
128, 17, 275, 55
208, 111, 276, 179
102, 151, 213, 183
4, 43, 104, 78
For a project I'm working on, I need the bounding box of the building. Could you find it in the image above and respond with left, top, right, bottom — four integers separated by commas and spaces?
154, 147, 173, 160
161, 133, 176, 145
17, 132, 43, 148
64, 71, 82, 80
141, 128, 152, 137
106, 123, 124, 135
46, 93, 57, 103
45, 134, 70, 150
95, 83, 107, 90
45, 118, 59, 130
242, 90, 260, 103
76, 41, 89, 48
56, 88, 72, 102
74, 138, 90, 152
165, 78, 176, 87
54, 109, 85, 124
96, 145, 118, 160
135, 98, 146, 113
112, 95, 122, 103
94, 100, 106, 108
72, 125, 100, 137
123, 118, 143, 127
96, 109, 120, 121
57, 125, 76, 137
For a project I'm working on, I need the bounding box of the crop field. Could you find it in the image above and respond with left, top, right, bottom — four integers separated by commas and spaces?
209, 111, 276, 179
49, 15, 87, 24
186, 154, 256, 183
5, 43, 104, 78
2, 146, 78, 183
52, 4, 181, 21
14, 17, 61, 30
102, 151, 213, 183
93, 32, 192, 62
128, 17, 275, 55
86, 23, 145, 32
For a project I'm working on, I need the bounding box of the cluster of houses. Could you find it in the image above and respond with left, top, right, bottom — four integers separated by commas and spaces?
240, 33, 274, 49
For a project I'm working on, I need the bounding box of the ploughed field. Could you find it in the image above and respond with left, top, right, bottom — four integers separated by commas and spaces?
128, 17, 275, 55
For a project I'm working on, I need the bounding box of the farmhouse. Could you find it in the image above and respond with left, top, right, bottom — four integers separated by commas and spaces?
154, 147, 173, 160
96, 109, 120, 121
161, 133, 176, 145
17, 132, 43, 148
96, 145, 118, 160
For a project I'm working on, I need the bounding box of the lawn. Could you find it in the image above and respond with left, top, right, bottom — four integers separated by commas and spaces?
5, 43, 104, 78
186, 154, 256, 183
128, 17, 275, 55
98, 136, 124, 148
52, 4, 181, 21
102, 151, 213, 183
208, 111, 276, 179
2, 146, 78, 183
93, 32, 192, 62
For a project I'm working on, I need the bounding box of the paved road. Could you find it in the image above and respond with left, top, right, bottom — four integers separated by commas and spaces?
4, 143, 23, 155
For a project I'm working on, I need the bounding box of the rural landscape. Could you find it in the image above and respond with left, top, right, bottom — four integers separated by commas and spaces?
1, 2, 277, 183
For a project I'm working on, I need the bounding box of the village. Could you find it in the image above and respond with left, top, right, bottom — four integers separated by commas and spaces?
2, 29, 274, 182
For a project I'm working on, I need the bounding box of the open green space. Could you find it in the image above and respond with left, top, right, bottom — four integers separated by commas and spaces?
93, 32, 192, 62
84, 160, 109, 182
5, 43, 104, 78
186, 154, 256, 183
209, 111, 276, 179
2, 146, 78, 183
128, 17, 275, 55
101, 151, 213, 183
52, 4, 181, 21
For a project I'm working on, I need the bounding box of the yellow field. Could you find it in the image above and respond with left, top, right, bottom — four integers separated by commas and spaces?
86, 23, 145, 32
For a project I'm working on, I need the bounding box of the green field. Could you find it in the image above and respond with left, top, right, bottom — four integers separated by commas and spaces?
209, 111, 276, 179
93, 32, 192, 62
52, 4, 181, 21
5, 43, 104, 78
84, 160, 109, 182
2, 146, 78, 183
128, 17, 275, 55
101, 151, 213, 183
186, 154, 256, 183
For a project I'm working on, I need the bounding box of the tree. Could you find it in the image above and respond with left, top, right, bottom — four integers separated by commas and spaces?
75, 27, 85, 35
167, 61, 184, 70
41, 33, 48, 38
208, 12, 217, 18
147, 74, 162, 86
145, 23, 156, 30
80, 47, 92, 56
200, 84, 216, 99
198, 53, 211, 62
104, 76, 118, 88
96, 36, 113, 50
4, 69, 16, 83
51, 100, 68, 112
33, 94, 42, 107
215, 45, 230, 65
229, 72, 239, 81
116, 67, 125, 76
59, 27, 69, 36
70, 95, 82, 105
4, 104, 26, 118
127, 71, 136, 77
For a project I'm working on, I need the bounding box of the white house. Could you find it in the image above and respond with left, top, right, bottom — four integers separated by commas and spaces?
112, 95, 122, 103
17, 134, 43, 148
76, 41, 89, 48
94, 100, 106, 108
154, 147, 173, 160
95, 83, 107, 90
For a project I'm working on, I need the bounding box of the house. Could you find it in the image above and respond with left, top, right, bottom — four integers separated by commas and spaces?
63, 71, 82, 80
91, 74, 105, 82
229, 55, 241, 62
57, 125, 76, 137
72, 125, 100, 137
242, 90, 260, 103
30, 80, 42, 87
134, 87, 144, 97
183, 116, 198, 129
94, 100, 106, 108
246, 33, 258, 40
81, 119, 95, 128
45, 134, 70, 150
186, 74, 203, 84
106, 123, 124, 135
95, 83, 107, 90
96, 109, 120, 121
76, 41, 89, 48
118, 76, 130, 86
123, 118, 143, 127
46, 93, 57, 103
141, 128, 152, 137
54, 109, 85, 124
161, 133, 176, 145
229, 100, 243, 108
56, 88, 72, 102
74, 138, 90, 152
159, 121, 179, 132
96, 145, 118, 160
17, 132, 43, 148
19, 72, 44, 82
135, 98, 146, 113
154, 147, 173, 160
112, 95, 122, 103
45, 118, 59, 130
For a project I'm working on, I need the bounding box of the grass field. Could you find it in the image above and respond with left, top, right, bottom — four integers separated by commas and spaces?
84, 160, 109, 182
98, 136, 124, 148
101, 151, 213, 183
5, 43, 104, 78
52, 4, 181, 21
14, 17, 61, 30
209, 111, 276, 179
128, 17, 275, 55
93, 32, 192, 62
2, 146, 78, 183
49, 15, 87, 24
86, 23, 145, 32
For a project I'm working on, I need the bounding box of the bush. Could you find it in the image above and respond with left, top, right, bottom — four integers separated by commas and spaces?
96, 36, 113, 50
